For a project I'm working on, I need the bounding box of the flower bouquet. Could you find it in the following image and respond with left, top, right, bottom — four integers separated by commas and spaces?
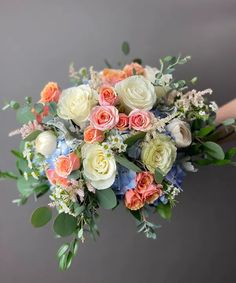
1, 42, 236, 270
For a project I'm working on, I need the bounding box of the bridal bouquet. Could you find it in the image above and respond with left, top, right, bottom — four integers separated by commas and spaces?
1, 42, 236, 270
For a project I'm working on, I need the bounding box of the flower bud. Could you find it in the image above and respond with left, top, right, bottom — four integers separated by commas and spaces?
35, 131, 57, 156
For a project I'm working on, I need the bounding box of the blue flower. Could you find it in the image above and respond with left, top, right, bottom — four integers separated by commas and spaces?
46, 139, 71, 169
165, 164, 186, 189
112, 165, 136, 197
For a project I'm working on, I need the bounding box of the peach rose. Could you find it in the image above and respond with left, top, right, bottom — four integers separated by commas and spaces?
89, 106, 119, 131
124, 189, 144, 211
115, 113, 129, 131
102, 68, 127, 86
129, 109, 154, 131
46, 169, 70, 188
39, 82, 60, 103
84, 126, 105, 144
55, 152, 80, 178
32, 105, 49, 123
136, 171, 154, 193
99, 85, 118, 106
141, 184, 163, 204
123, 63, 144, 77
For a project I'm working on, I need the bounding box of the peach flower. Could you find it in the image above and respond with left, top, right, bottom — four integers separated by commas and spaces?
115, 113, 129, 131
141, 184, 163, 204
123, 63, 144, 77
32, 105, 49, 124
124, 189, 144, 211
129, 109, 154, 131
46, 169, 71, 188
102, 68, 127, 86
39, 82, 60, 103
84, 126, 105, 144
55, 152, 80, 178
99, 85, 118, 106
89, 106, 119, 131
136, 171, 154, 193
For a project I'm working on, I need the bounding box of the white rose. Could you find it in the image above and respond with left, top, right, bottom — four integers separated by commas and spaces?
35, 131, 57, 156
57, 85, 98, 126
115, 75, 156, 112
81, 144, 116, 190
166, 119, 192, 148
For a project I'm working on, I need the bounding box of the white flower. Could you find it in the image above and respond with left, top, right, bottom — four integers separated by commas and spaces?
115, 75, 156, 112
57, 85, 98, 126
144, 65, 159, 83
158, 74, 173, 86
81, 144, 116, 190
181, 157, 198, 172
209, 101, 218, 112
166, 119, 192, 148
35, 131, 57, 156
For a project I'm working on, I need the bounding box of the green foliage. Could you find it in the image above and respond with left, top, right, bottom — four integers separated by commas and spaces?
16, 105, 35, 124
53, 213, 77, 237
96, 188, 117, 210
222, 118, 235, 126
0, 170, 18, 180
203, 141, 225, 160
132, 58, 142, 65
34, 103, 44, 114
225, 147, 236, 160
129, 209, 142, 222
17, 176, 35, 197
122, 41, 130, 55
104, 59, 112, 68
156, 202, 172, 220
124, 132, 146, 147
115, 155, 142, 172
31, 206, 52, 228
137, 220, 160, 239
48, 102, 57, 116
2, 100, 20, 110
154, 168, 164, 184
195, 125, 215, 138
23, 130, 42, 142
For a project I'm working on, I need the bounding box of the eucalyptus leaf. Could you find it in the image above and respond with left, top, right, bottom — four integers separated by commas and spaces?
154, 168, 164, 183
222, 118, 235, 126
57, 244, 70, 259
0, 170, 18, 180
115, 155, 142, 172
124, 132, 146, 147
24, 130, 42, 142
31, 206, 52, 228
203, 141, 225, 160
34, 103, 44, 114
96, 188, 117, 210
196, 125, 215, 138
156, 202, 172, 220
16, 106, 35, 124
53, 213, 77, 237
122, 41, 130, 55
17, 176, 35, 197
225, 147, 236, 160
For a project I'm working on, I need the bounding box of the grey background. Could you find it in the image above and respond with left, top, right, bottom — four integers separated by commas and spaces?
0, 0, 236, 282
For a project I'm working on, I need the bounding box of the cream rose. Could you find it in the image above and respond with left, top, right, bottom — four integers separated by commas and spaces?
115, 75, 156, 113
57, 85, 98, 126
166, 119, 192, 148
35, 131, 57, 156
141, 133, 177, 175
81, 144, 116, 190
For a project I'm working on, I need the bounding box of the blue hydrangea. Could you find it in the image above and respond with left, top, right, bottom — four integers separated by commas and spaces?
112, 165, 136, 197
46, 139, 71, 169
165, 164, 186, 189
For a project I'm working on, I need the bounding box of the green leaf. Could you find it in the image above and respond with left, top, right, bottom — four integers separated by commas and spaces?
104, 59, 112, 68
124, 132, 146, 147
222, 118, 235, 126
34, 103, 44, 114
57, 244, 70, 259
203, 141, 225, 160
68, 171, 81, 180
53, 213, 77, 237
72, 239, 79, 255
10, 100, 20, 110
34, 183, 50, 197
225, 147, 236, 160
122, 41, 130, 55
154, 168, 164, 183
11, 149, 24, 159
0, 170, 18, 180
48, 102, 57, 115
73, 204, 85, 216
96, 188, 117, 210
156, 202, 172, 220
31, 206, 52, 228
196, 125, 215, 138
17, 176, 35, 197
115, 155, 142, 172
23, 130, 42, 142
16, 106, 35, 124
65, 251, 73, 270
59, 254, 67, 271
190, 77, 198, 84
129, 209, 142, 221
16, 158, 30, 175
163, 55, 175, 62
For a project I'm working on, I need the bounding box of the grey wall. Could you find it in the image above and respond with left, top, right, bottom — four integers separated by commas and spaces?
0, 0, 236, 282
